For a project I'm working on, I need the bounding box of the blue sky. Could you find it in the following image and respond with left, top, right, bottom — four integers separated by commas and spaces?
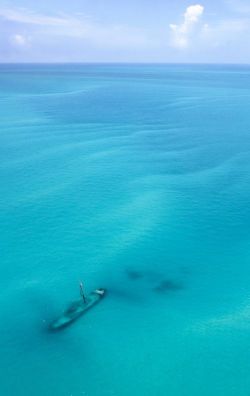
0, 0, 250, 63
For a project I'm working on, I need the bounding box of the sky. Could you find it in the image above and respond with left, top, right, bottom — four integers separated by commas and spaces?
0, 0, 250, 63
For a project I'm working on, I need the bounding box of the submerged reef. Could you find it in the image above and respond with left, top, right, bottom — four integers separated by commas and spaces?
153, 279, 183, 293
125, 269, 144, 280
125, 267, 185, 297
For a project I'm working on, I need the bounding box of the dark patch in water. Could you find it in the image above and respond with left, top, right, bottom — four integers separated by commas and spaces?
153, 279, 183, 293
126, 269, 143, 280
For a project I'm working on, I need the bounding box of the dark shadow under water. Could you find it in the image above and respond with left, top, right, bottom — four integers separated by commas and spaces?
153, 279, 184, 294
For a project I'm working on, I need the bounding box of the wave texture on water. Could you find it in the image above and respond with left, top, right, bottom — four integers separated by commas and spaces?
1, 64, 250, 396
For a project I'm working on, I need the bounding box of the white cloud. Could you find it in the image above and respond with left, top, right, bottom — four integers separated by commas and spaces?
169, 4, 250, 52
11, 34, 28, 46
184, 4, 204, 24
170, 4, 204, 48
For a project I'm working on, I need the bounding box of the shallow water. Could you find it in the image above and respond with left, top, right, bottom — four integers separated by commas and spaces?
1, 64, 250, 395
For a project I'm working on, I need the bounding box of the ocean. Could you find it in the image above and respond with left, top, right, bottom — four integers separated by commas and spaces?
1, 64, 250, 395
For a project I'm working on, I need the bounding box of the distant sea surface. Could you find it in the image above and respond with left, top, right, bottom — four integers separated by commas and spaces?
1, 64, 250, 396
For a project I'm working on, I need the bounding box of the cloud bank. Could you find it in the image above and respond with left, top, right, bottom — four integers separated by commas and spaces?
1, 3, 250, 63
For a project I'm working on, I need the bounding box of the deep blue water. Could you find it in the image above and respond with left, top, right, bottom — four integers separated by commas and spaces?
1, 64, 250, 395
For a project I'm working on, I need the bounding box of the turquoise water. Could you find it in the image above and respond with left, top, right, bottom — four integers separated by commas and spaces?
1, 64, 250, 395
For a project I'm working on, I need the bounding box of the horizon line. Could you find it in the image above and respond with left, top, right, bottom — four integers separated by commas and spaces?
1, 61, 250, 66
